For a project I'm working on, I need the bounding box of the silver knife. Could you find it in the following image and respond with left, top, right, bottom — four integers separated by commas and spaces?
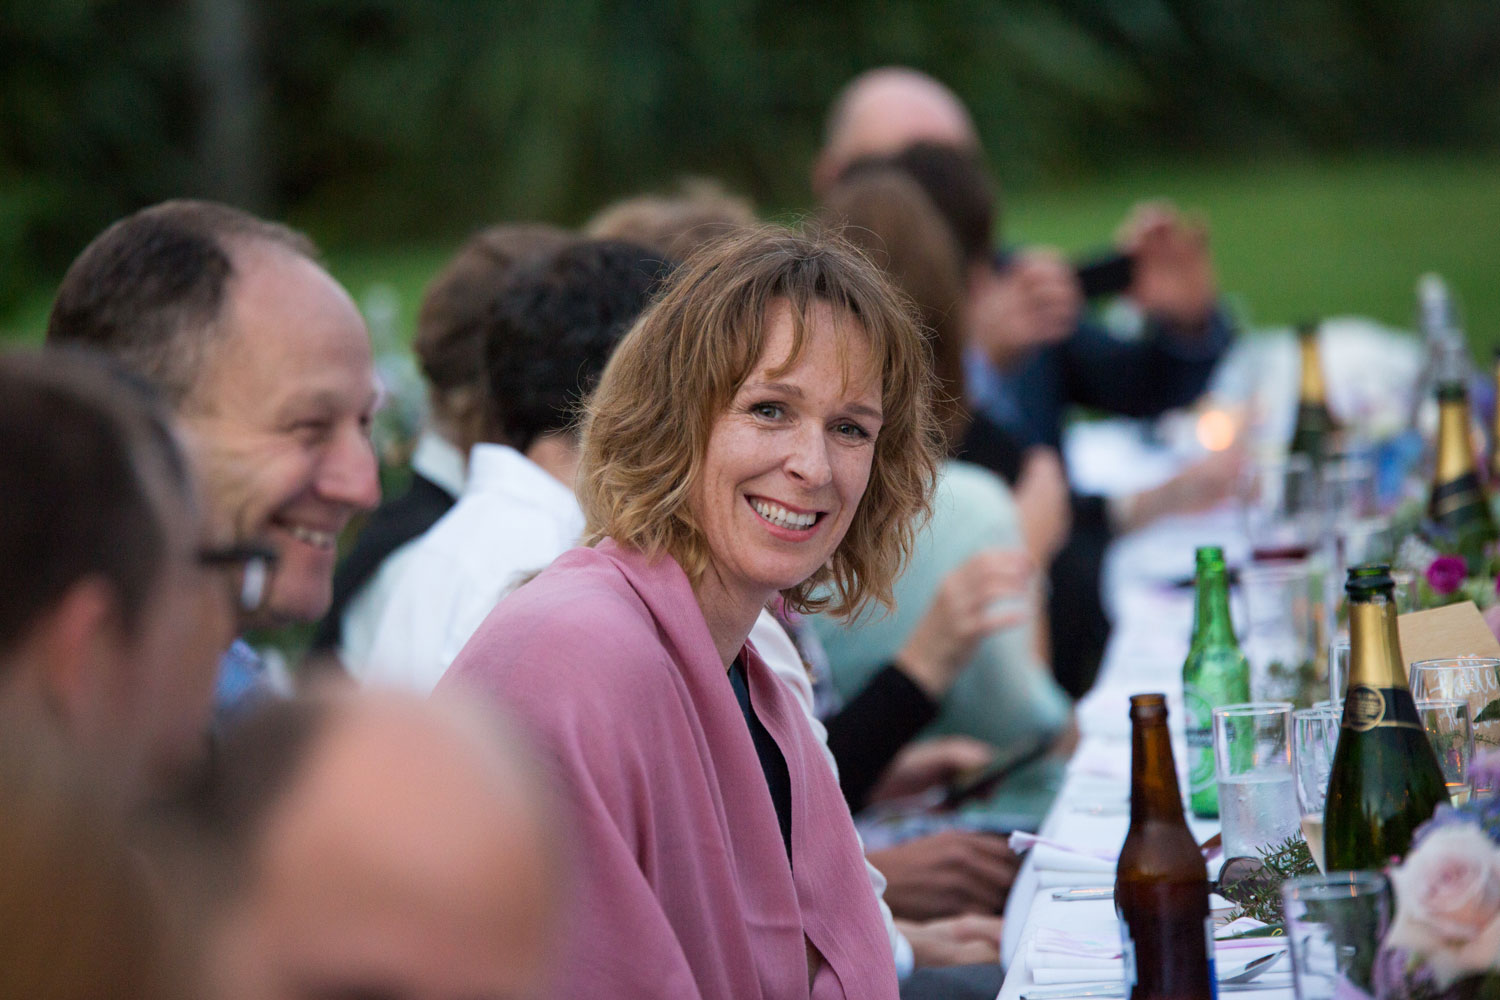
1050, 887, 1113, 901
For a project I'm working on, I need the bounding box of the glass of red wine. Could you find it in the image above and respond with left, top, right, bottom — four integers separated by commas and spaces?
1241, 452, 1320, 562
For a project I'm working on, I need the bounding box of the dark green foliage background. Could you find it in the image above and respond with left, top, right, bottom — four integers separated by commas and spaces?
2, 0, 1499, 329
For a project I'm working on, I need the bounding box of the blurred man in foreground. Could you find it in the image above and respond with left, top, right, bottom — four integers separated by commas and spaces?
0, 349, 236, 801
47, 200, 382, 712
164, 691, 567, 1000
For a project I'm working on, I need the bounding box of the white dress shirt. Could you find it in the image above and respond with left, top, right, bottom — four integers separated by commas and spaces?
358, 442, 584, 692
337, 431, 468, 672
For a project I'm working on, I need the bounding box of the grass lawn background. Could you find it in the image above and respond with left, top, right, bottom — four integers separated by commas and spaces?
4, 151, 1498, 357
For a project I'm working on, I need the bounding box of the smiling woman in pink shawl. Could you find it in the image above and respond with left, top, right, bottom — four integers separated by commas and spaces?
440, 226, 941, 999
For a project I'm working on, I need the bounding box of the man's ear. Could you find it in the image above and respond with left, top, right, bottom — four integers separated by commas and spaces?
28, 577, 129, 736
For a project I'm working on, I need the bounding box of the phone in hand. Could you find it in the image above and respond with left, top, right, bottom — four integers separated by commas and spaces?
1075, 250, 1134, 299
938, 736, 1051, 810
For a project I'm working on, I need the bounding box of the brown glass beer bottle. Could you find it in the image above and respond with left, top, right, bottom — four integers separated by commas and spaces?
1115, 693, 1216, 1000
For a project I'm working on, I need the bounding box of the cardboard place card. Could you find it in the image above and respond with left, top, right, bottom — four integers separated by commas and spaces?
1396, 601, 1500, 666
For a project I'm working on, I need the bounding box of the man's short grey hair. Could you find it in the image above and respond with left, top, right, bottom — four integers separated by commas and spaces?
45, 200, 316, 407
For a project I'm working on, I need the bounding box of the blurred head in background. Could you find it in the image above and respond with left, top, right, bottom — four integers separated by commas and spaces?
46, 199, 382, 628
479, 238, 669, 489
585, 178, 757, 264
0, 348, 232, 801
813, 67, 979, 197
819, 164, 972, 454
165, 691, 567, 1000
413, 223, 575, 456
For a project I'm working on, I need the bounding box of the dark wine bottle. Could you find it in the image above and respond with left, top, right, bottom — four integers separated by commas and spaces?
1427, 340, 1498, 563
1116, 693, 1217, 1000
1289, 320, 1337, 466
1323, 565, 1448, 872
1183, 546, 1250, 819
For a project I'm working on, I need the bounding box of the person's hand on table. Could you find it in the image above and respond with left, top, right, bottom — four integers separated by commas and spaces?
1014, 446, 1072, 565
968, 248, 1081, 369
896, 548, 1034, 699
866, 735, 997, 804
1114, 444, 1245, 534
868, 830, 1020, 920
896, 914, 1005, 968
1117, 200, 1217, 334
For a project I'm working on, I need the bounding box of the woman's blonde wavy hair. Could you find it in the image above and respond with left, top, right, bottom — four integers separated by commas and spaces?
576, 224, 942, 619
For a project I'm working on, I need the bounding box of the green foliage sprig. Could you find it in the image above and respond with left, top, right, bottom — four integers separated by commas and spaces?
1224, 835, 1319, 926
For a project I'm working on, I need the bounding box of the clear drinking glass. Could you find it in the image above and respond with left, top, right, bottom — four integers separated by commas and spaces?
1239, 560, 1326, 705
1409, 657, 1500, 796
1242, 452, 1321, 562
1416, 697, 1475, 805
1292, 705, 1341, 872
1282, 871, 1392, 1000
1213, 701, 1299, 859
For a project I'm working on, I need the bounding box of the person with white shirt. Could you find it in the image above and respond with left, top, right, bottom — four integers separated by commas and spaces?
311, 223, 573, 672
357, 240, 667, 690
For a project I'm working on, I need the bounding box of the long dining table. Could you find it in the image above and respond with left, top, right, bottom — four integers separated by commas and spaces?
995, 424, 1295, 1000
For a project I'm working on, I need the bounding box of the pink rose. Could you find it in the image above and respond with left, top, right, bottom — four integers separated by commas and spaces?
1426, 556, 1467, 596
1386, 824, 1500, 988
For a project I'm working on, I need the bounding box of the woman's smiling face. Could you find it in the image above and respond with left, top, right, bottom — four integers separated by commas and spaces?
689, 298, 883, 620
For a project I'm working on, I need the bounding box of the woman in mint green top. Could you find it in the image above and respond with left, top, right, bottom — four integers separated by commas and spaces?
811, 459, 1070, 753
812, 166, 1074, 824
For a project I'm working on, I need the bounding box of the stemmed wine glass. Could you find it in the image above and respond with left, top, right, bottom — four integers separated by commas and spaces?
1293, 705, 1341, 872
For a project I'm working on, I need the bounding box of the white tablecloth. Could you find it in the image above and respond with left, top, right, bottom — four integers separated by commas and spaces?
995, 440, 1286, 999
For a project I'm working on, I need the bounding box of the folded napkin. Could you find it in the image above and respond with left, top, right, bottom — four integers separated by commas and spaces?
1010, 831, 1119, 874
1026, 904, 1290, 985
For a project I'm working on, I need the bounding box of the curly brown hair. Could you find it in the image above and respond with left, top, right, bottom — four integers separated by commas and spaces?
576, 224, 941, 618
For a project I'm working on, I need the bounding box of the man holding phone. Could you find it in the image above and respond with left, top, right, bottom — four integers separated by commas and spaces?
814, 69, 1239, 697
814, 67, 1229, 451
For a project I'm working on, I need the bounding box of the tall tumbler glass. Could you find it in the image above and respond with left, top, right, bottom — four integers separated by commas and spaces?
1242, 452, 1321, 562
1282, 872, 1392, 1000
1240, 561, 1325, 705
1214, 701, 1299, 859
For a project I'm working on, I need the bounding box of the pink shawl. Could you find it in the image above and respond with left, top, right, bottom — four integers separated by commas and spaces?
440, 539, 898, 1000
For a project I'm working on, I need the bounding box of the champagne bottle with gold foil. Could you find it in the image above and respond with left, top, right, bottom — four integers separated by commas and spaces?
1183, 546, 1250, 819
1428, 341, 1498, 562
1117, 693, 1217, 1000
1289, 320, 1337, 466
1323, 565, 1448, 871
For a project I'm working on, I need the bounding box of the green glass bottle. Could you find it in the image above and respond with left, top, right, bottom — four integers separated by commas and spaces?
1323, 565, 1448, 872
1183, 546, 1251, 819
1289, 320, 1337, 468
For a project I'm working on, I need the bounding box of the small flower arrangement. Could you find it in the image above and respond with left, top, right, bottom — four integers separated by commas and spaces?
1376, 754, 1500, 1000
1394, 531, 1500, 613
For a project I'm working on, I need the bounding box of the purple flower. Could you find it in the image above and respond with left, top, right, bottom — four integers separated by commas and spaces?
1427, 556, 1468, 596
1472, 752, 1500, 801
